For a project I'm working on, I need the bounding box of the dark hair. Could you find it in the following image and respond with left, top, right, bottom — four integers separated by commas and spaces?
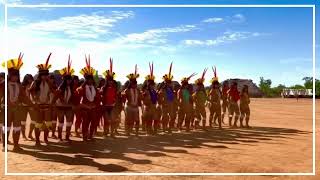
22, 74, 34, 87
58, 78, 74, 95
98, 78, 106, 88
73, 75, 79, 81
0, 72, 5, 78
142, 80, 155, 90
242, 85, 249, 94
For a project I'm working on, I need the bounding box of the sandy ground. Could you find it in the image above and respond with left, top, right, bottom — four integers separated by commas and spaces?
0, 98, 319, 180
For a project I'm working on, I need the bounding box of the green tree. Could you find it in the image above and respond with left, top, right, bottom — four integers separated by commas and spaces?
259, 77, 272, 97
302, 77, 313, 89
290, 84, 305, 89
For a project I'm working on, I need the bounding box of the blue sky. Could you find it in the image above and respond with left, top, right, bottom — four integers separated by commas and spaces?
0, 0, 319, 86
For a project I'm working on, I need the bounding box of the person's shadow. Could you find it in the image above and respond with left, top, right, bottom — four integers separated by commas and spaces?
11, 126, 310, 173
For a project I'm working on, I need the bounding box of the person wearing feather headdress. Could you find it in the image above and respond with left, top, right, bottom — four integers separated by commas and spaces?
76, 55, 100, 141
51, 55, 75, 142
177, 73, 196, 132
0, 72, 5, 148
141, 62, 160, 135
158, 62, 176, 133
29, 53, 55, 146
100, 58, 118, 138
4, 53, 32, 151
123, 65, 142, 136
228, 82, 240, 128
193, 68, 208, 130
239, 85, 251, 128
208, 66, 222, 129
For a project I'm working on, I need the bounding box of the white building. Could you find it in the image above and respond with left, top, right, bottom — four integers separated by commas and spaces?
282, 89, 313, 98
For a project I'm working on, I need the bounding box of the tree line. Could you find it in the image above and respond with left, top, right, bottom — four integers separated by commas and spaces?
259, 76, 320, 97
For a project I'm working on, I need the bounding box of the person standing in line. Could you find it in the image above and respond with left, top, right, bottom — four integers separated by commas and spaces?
208, 66, 222, 129
100, 58, 118, 138
123, 65, 141, 136
240, 85, 251, 128
72, 75, 82, 137
141, 62, 159, 135
221, 81, 230, 125
29, 53, 55, 146
158, 63, 176, 134
193, 68, 208, 130
52, 55, 75, 142
5, 53, 32, 151
177, 73, 196, 132
20, 74, 35, 140
228, 82, 241, 128
76, 55, 100, 141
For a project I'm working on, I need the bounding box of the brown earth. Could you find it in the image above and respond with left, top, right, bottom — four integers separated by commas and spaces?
0, 98, 319, 180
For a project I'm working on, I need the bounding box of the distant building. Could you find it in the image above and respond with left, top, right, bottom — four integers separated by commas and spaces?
282, 89, 313, 98
222, 79, 264, 98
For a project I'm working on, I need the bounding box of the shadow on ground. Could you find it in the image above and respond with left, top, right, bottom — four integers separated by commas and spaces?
10, 126, 310, 172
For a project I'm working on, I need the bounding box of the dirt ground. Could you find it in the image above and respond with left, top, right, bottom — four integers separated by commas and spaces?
0, 98, 319, 180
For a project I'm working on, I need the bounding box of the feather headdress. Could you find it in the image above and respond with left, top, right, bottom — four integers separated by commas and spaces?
59, 54, 75, 77
195, 68, 208, 85
2, 52, 24, 70
126, 64, 140, 80
162, 62, 173, 81
210, 66, 219, 83
37, 53, 52, 74
103, 57, 116, 79
145, 62, 155, 81
181, 72, 197, 84
80, 54, 97, 77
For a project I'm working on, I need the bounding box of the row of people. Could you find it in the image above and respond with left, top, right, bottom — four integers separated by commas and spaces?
0, 53, 251, 152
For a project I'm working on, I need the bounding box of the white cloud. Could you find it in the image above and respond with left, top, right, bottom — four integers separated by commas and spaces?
116, 24, 197, 45
232, 13, 246, 23
10, 11, 134, 39
183, 31, 262, 46
202, 17, 224, 23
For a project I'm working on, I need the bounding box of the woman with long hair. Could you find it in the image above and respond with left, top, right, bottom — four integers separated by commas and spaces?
240, 85, 251, 128
20, 74, 36, 140
72, 75, 82, 137
49, 74, 58, 138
